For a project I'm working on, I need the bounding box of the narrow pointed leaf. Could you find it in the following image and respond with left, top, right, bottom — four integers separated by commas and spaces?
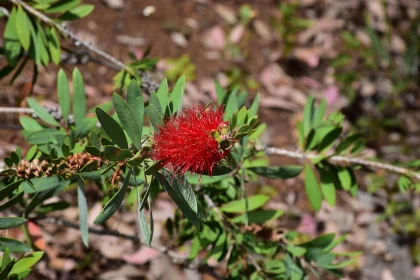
249, 166, 302, 179
319, 167, 336, 206
0, 217, 27, 229
77, 179, 89, 247
96, 107, 128, 149
9, 252, 43, 275
94, 169, 132, 224
169, 75, 185, 114
126, 80, 144, 146
0, 237, 30, 253
57, 69, 71, 124
27, 98, 60, 127
148, 92, 164, 131
304, 163, 322, 211
154, 171, 201, 229
112, 93, 142, 150
16, 6, 31, 50
73, 68, 87, 127
156, 78, 168, 110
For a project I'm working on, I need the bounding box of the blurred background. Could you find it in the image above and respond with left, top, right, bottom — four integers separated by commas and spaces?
0, 0, 419, 279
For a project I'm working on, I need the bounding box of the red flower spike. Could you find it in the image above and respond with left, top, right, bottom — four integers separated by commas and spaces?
152, 105, 232, 176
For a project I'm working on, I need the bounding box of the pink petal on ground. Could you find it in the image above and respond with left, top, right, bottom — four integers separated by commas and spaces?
123, 247, 161, 265
297, 214, 317, 236
413, 266, 420, 279
203, 26, 226, 50
324, 85, 340, 105
28, 221, 42, 236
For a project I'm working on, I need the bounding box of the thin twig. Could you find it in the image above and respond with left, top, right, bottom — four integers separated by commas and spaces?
265, 147, 420, 181
0, 107, 34, 114
9, 0, 133, 75
0, 6, 10, 17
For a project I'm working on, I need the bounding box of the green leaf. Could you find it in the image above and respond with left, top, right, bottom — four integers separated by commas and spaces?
16, 6, 31, 51
47, 27, 60, 65
313, 99, 326, 128
236, 106, 247, 127
1, 248, 11, 270
318, 127, 342, 152
323, 259, 356, 269
300, 233, 335, 248
19, 116, 43, 132
169, 75, 185, 114
224, 91, 237, 121
138, 208, 152, 246
156, 78, 169, 110
286, 245, 307, 257
335, 134, 362, 154
126, 80, 144, 146
24, 182, 67, 216
4, 7, 22, 67
264, 260, 286, 274
57, 69, 71, 125
148, 92, 164, 131
112, 93, 143, 150
0, 217, 27, 230
94, 169, 132, 224
96, 107, 128, 149
36, 27, 50, 65
231, 210, 284, 224
21, 176, 62, 194
249, 166, 302, 179
26, 128, 64, 144
27, 98, 60, 127
215, 80, 226, 105
74, 117, 97, 138
303, 96, 315, 136
9, 252, 43, 275
0, 180, 23, 201
0, 237, 30, 253
104, 146, 133, 161
59, 4, 94, 21
25, 145, 38, 161
136, 178, 153, 246
77, 180, 88, 247
319, 167, 336, 206
324, 234, 348, 252
189, 236, 201, 260
220, 195, 270, 213
154, 171, 201, 228
45, 0, 80, 13
337, 167, 351, 191
248, 92, 260, 117
0, 260, 15, 279
0, 192, 24, 211
211, 229, 227, 261
10, 151, 19, 165
304, 163, 322, 211
186, 171, 232, 185
73, 68, 87, 127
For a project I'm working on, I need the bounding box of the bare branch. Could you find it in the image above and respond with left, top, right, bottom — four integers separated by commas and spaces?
265, 147, 420, 181
9, 0, 132, 74
0, 7, 10, 17
0, 107, 34, 114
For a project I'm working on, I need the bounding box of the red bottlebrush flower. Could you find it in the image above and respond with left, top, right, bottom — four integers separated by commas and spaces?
152, 105, 232, 176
